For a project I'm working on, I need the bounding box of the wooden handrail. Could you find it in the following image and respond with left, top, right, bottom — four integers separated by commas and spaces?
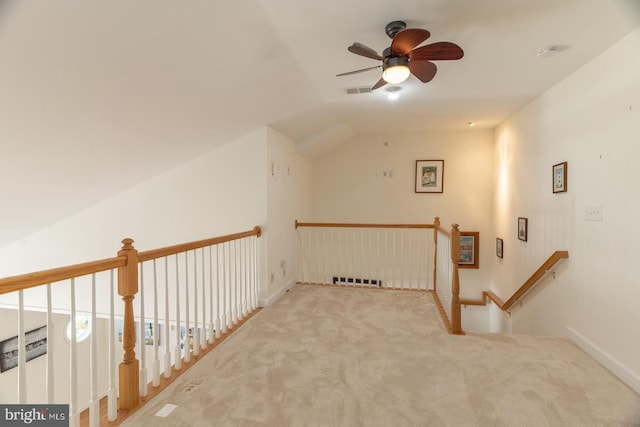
0, 256, 127, 295
138, 226, 262, 262
460, 250, 569, 311
295, 220, 434, 229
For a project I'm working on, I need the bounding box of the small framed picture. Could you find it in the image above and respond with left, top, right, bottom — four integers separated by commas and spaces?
415, 160, 444, 193
553, 162, 567, 193
458, 231, 479, 269
518, 217, 528, 242
496, 238, 504, 258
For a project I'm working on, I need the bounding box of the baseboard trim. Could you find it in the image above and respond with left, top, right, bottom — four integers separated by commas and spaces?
258, 278, 297, 307
566, 326, 640, 393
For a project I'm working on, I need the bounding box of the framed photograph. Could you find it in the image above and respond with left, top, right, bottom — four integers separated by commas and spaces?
496, 238, 504, 258
553, 161, 567, 193
518, 217, 528, 242
415, 160, 444, 193
458, 231, 479, 269
0, 325, 47, 373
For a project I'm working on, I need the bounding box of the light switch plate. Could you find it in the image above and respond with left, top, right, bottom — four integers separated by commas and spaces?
584, 204, 603, 222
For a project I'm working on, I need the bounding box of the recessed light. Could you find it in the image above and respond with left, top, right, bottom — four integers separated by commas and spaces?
386, 86, 401, 100
466, 121, 478, 127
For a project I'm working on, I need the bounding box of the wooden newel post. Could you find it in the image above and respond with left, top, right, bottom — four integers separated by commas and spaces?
118, 238, 140, 410
450, 224, 463, 335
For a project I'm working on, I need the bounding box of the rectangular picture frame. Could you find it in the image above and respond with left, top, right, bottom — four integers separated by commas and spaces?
496, 237, 504, 258
518, 217, 528, 241
415, 160, 444, 193
0, 325, 47, 373
458, 231, 479, 269
553, 161, 567, 193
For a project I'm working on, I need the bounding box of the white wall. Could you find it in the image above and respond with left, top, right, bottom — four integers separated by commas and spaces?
491, 28, 640, 391
263, 128, 312, 304
312, 130, 495, 331
0, 128, 268, 276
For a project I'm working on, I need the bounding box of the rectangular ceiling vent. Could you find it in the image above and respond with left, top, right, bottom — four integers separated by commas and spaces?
344, 86, 372, 95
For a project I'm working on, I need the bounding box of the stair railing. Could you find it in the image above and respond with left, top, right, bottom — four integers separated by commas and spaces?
0, 226, 262, 426
460, 250, 569, 311
295, 217, 463, 334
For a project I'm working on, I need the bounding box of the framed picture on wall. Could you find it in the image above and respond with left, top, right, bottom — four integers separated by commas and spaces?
553, 161, 567, 193
415, 160, 444, 193
496, 238, 504, 258
458, 231, 479, 269
518, 217, 528, 241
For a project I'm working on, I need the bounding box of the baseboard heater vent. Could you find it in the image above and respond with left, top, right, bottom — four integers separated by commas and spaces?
332, 276, 382, 287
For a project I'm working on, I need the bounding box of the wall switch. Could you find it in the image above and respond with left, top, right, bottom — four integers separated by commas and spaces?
584, 204, 603, 222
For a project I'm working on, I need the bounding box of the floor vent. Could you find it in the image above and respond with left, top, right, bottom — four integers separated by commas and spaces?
344, 86, 372, 95
332, 276, 381, 286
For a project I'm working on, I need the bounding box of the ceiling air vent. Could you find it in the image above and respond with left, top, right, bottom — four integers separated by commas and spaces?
344, 86, 372, 95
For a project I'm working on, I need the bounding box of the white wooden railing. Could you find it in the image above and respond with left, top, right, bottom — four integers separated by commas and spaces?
0, 226, 262, 426
295, 219, 462, 334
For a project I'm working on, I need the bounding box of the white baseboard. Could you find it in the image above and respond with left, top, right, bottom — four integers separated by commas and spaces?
258, 278, 297, 307
566, 326, 640, 393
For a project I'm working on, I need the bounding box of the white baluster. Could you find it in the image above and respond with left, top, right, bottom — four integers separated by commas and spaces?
243, 238, 249, 315
46, 284, 54, 403
152, 259, 160, 387
215, 245, 222, 339
69, 279, 79, 427
192, 251, 200, 357
208, 246, 215, 344
252, 235, 258, 309
139, 264, 147, 396
232, 240, 238, 325
164, 258, 171, 378
222, 242, 228, 333
108, 271, 117, 421
90, 274, 99, 427
202, 248, 207, 350
17, 290, 26, 403
174, 255, 182, 370
184, 252, 190, 363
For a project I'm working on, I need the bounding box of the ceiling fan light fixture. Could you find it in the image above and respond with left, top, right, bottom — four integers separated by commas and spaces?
382, 65, 410, 84
382, 56, 410, 84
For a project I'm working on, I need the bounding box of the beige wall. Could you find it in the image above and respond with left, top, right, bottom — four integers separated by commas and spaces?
491, 28, 640, 391
311, 129, 495, 330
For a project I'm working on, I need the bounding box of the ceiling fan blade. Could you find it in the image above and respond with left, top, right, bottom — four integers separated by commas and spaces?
409, 60, 437, 83
390, 28, 431, 56
348, 42, 384, 61
410, 42, 464, 61
336, 65, 381, 77
371, 78, 387, 91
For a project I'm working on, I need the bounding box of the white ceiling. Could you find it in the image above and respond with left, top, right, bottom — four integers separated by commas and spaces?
0, 0, 639, 246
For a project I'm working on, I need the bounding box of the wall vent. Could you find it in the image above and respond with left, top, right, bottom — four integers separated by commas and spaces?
344, 86, 372, 95
332, 276, 381, 286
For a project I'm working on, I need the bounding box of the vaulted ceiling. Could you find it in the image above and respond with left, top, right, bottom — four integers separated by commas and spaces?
1, 0, 639, 245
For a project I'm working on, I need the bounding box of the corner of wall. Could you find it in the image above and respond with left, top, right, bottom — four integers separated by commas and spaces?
258, 278, 297, 307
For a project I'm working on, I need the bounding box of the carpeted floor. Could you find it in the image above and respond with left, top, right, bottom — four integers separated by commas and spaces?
120, 284, 640, 426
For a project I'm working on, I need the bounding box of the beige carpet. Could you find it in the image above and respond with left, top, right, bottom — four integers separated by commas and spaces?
120, 284, 640, 426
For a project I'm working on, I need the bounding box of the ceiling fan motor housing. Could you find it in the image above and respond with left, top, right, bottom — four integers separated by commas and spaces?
385, 20, 407, 39
383, 55, 409, 71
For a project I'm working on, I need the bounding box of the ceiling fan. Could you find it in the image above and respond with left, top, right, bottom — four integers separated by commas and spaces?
337, 20, 464, 90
